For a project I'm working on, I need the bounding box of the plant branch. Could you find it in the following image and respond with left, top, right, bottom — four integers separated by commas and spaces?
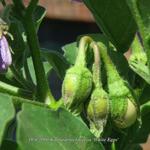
23, 7, 55, 104
26, 0, 38, 16
90, 42, 102, 88
12, 96, 47, 108
0, 81, 32, 98
75, 36, 93, 66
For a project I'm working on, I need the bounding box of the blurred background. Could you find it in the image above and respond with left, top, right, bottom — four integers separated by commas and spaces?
0, 0, 150, 149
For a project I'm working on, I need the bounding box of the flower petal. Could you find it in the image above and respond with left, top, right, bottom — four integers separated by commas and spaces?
0, 35, 12, 71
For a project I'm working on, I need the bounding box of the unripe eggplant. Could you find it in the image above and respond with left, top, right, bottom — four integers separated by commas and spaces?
98, 42, 138, 129
87, 43, 109, 137
62, 36, 93, 111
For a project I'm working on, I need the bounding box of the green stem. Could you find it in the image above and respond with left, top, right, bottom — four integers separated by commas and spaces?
12, 96, 47, 109
23, 4, 55, 104
75, 36, 93, 66
97, 42, 120, 84
90, 42, 102, 88
0, 81, 32, 98
12, 0, 55, 104
111, 142, 116, 150
12, 0, 25, 17
26, 0, 38, 15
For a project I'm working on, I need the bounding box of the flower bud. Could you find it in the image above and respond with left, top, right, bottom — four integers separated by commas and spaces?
87, 88, 109, 137
111, 96, 137, 129
62, 66, 92, 110
0, 35, 12, 72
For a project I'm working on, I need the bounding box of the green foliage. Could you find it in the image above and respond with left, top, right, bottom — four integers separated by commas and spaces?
0, 0, 150, 150
133, 101, 150, 143
17, 103, 104, 150
126, 0, 150, 75
0, 93, 15, 145
83, 0, 137, 53
41, 49, 69, 79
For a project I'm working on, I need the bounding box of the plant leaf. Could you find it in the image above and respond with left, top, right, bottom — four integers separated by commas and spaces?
129, 62, 150, 84
133, 101, 150, 143
23, 57, 52, 84
126, 0, 150, 73
139, 84, 150, 104
83, 0, 137, 53
126, 0, 150, 38
17, 103, 104, 150
62, 42, 78, 65
41, 49, 69, 79
33, 5, 46, 32
0, 93, 15, 145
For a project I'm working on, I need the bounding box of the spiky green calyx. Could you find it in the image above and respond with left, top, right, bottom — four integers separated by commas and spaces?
62, 36, 93, 112
62, 66, 92, 110
98, 42, 138, 128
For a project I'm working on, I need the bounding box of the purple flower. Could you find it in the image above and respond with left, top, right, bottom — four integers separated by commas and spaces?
0, 35, 12, 71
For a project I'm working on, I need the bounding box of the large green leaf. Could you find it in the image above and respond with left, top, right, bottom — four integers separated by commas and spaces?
83, 0, 137, 53
41, 49, 69, 79
17, 103, 104, 150
0, 93, 15, 146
